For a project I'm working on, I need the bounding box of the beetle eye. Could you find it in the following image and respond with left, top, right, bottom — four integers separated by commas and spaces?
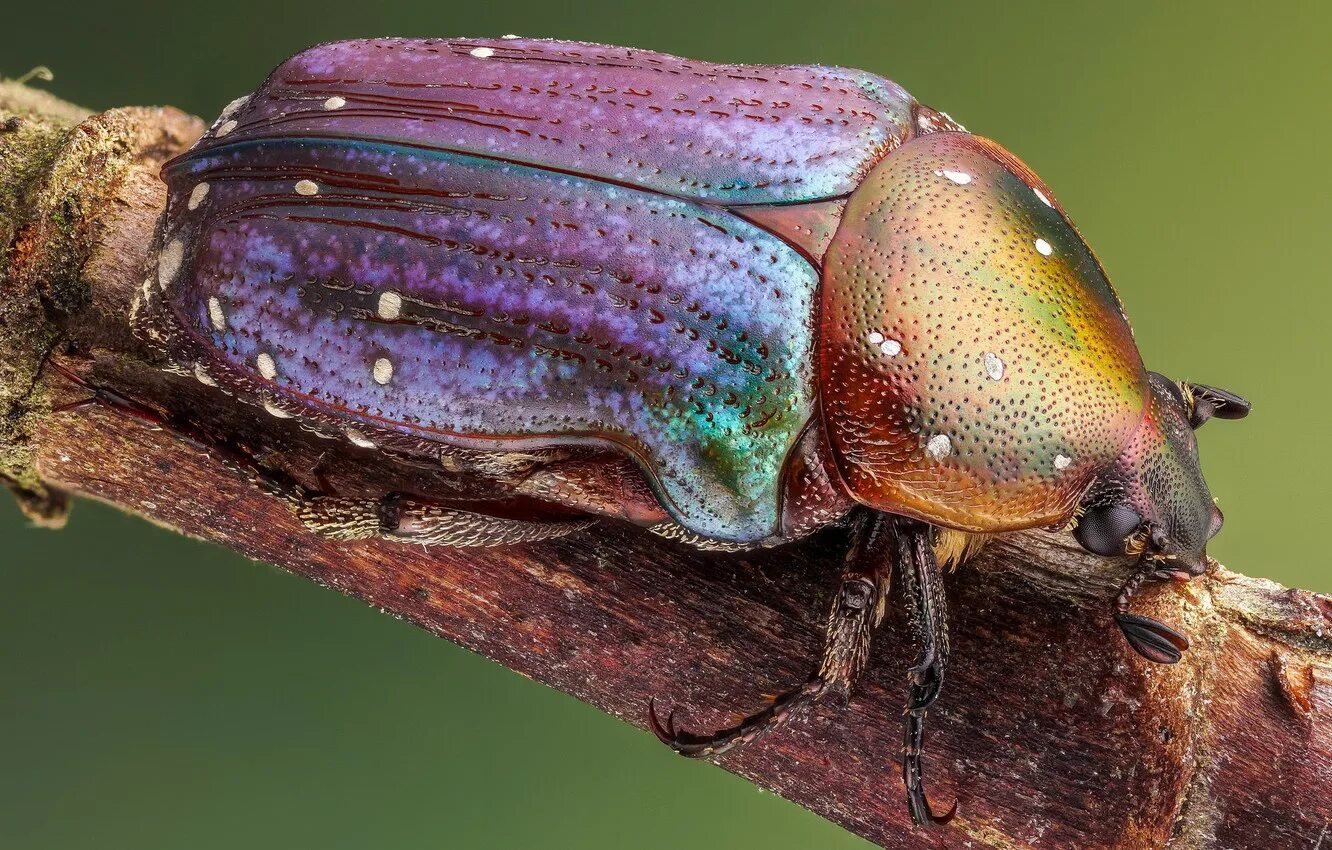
1074, 504, 1142, 556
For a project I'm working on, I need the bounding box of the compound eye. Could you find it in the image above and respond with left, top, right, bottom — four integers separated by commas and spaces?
1074, 504, 1142, 556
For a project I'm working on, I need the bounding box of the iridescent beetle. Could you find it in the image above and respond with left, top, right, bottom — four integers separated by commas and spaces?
131, 37, 1250, 826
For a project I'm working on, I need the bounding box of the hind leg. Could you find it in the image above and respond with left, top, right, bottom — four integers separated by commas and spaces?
294, 492, 591, 547
47, 360, 591, 549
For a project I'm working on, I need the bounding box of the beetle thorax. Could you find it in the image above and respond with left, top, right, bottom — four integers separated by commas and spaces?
817, 131, 1147, 533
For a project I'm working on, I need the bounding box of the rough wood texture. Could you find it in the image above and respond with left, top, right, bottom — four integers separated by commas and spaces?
3, 85, 1330, 850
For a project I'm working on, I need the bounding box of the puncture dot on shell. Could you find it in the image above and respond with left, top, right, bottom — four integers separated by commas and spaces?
216, 119, 237, 137
926, 434, 953, 460
323, 96, 346, 110
1035, 238, 1054, 256
345, 428, 377, 449
295, 179, 319, 196
263, 398, 294, 419
194, 363, 218, 387
1033, 187, 1054, 208
1054, 454, 1073, 471
470, 47, 495, 58
257, 352, 277, 380
983, 351, 1004, 381
207, 296, 227, 331
157, 239, 183, 288
187, 182, 209, 210
373, 357, 394, 385
377, 291, 402, 320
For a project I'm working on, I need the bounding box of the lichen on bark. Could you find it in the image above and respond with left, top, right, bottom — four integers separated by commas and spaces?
0, 78, 199, 523
0, 79, 84, 518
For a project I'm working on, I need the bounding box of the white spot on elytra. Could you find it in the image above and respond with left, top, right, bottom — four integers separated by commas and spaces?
926, 434, 953, 460
1033, 187, 1053, 208
263, 398, 294, 419
879, 338, 903, 357
373, 357, 394, 385
257, 352, 277, 380
216, 119, 237, 137
1035, 238, 1054, 256
193, 363, 218, 387
867, 330, 884, 345
207, 296, 227, 331
294, 179, 319, 196
219, 95, 249, 118
983, 351, 1005, 381
345, 428, 377, 449
470, 47, 495, 58
377, 291, 402, 320
1054, 454, 1073, 471
323, 96, 346, 110
935, 169, 972, 185
187, 182, 209, 210
157, 239, 183, 288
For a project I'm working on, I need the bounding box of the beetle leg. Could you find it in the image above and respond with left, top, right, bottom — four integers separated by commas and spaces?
384, 497, 592, 547
894, 517, 958, 827
45, 358, 307, 498
648, 511, 891, 757
46, 359, 591, 548
1113, 559, 1191, 664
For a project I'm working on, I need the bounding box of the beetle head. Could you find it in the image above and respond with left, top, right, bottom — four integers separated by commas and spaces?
1074, 373, 1249, 573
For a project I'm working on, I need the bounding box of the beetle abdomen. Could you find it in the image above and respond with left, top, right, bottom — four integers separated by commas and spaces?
153, 136, 818, 541
220, 37, 916, 206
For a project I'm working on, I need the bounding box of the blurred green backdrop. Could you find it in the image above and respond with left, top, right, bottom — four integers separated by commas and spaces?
3, 2, 1327, 848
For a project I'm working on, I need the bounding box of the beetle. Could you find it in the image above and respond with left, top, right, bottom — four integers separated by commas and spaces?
128, 36, 1250, 826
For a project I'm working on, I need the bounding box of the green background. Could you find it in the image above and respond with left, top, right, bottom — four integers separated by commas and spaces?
3, 2, 1327, 848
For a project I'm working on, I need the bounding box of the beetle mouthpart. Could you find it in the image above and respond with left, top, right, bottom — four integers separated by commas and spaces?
1114, 613, 1190, 665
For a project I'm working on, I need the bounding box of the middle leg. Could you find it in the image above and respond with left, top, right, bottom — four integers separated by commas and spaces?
649, 510, 892, 756
893, 517, 958, 826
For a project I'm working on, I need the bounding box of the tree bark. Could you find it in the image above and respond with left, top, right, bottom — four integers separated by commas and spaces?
2, 82, 1329, 850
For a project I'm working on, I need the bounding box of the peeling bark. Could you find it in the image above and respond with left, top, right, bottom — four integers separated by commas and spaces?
2, 82, 1329, 850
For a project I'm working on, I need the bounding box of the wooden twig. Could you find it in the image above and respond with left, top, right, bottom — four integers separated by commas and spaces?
2, 84, 1329, 850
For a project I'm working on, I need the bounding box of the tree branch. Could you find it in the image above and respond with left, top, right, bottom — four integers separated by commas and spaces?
3, 85, 1329, 850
